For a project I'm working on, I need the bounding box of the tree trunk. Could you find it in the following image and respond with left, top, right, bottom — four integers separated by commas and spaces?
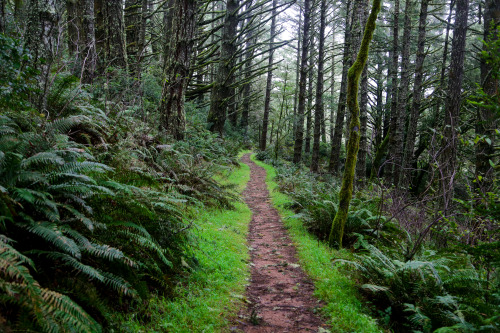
125, 0, 141, 74
67, 0, 78, 57
311, 0, 326, 172
401, 0, 429, 187
329, 34, 336, 142
240, 1, 256, 136
475, 0, 500, 193
355, 67, 368, 182
207, 0, 239, 135
25, 0, 61, 111
292, 7, 302, 142
0, 0, 5, 33
304, 34, 315, 156
136, 0, 149, 77
329, 0, 381, 248
106, 0, 128, 69
392, 0, 413, 186
158, 0, 197, 140
77, 0, 97, 83
260, 0, 277, 151
293, 0, 311, 163
386, 0, 400, 182
328, 0, 352, 173
439, 0, 469, 216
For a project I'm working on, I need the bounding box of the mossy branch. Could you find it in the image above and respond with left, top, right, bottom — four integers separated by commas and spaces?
328, 0, 382, 248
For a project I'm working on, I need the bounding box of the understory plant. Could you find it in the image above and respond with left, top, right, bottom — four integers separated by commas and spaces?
0, 113, 192, 331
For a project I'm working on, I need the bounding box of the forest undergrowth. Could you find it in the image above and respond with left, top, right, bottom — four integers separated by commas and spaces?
255, 152, 499, 333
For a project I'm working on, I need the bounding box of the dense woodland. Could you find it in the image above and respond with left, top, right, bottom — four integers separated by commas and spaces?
0, 0, 498, 331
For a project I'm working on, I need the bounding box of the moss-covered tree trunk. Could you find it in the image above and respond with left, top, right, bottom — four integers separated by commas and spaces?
328, 0, 382, 248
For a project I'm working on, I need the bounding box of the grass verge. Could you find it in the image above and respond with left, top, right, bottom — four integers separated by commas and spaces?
121, 151, 252, 332
251, 154, 383, 333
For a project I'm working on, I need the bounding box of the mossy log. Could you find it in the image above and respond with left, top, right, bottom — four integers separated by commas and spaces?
328, 0, 382, 248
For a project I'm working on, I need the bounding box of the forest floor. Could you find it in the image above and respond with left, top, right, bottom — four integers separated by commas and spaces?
236, 154, 330, 332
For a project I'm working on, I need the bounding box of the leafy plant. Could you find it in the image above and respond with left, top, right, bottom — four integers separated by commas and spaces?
0, 114, 191, 331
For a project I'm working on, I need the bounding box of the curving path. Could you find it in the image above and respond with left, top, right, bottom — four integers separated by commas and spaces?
236, 154, 328, 333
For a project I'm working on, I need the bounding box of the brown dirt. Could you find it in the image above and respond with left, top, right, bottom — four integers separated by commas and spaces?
235, 154, 329, 333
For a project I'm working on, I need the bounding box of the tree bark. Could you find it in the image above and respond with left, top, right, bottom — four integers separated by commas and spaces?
386, 0, 400, 182
125, 0, 142, 74
475, 0, 500, 193
158, 0, 197, 140
401, 0, 429, 187
328, 0, 352, 173
311, 0, 327, 172
292, 6, 302, 142
260, 0, 277, 151
355, 66, 368, 182
293, 0, 311, 163
207, 0, 239, 135
240, 0, 256, 136
329, 0, 381, 248
304, 33, 315, 156
392, 0, 413, 186
439, 0, 469, 216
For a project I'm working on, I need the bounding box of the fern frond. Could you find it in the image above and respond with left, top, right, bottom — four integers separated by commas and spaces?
21, 152, 64, 169
24, 222, 81, 259
118, 230, 172, 268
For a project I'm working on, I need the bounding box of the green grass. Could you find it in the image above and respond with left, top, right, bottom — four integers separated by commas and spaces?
121, 152, 252, 332
251, 154, 383, 333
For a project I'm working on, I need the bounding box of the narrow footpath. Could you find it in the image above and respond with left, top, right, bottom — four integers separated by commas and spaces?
237, 154, 328, 332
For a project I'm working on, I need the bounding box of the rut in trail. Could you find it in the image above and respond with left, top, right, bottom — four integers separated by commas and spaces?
236, 154, 329, 333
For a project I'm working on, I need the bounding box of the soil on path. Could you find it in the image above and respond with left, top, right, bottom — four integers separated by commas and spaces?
236, 154, 328, 333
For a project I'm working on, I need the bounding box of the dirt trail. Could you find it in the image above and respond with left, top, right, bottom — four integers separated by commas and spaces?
236, 154, 328, 333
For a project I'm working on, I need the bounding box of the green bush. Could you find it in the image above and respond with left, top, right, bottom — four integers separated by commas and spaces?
0, 114, 191, 331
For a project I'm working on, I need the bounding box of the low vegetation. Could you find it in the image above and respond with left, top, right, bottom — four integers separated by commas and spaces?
255, 154, 499, 332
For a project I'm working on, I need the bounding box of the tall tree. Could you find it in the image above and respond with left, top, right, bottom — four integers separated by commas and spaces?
25, 0, 61, 110
240, 1, 256, 135
125, 0, 142, 74
355, 0, 369, 183
310, 0, 326, 172
328, 0, 352, 173
392, 0, 413, 186
260, 0, 277, 151
386, 0, 400, 182
475, 0, 500, 193
304, 34, 315, 156
401, 0, 429, 187
292, 6, 302, 141
329, 0, 382, 248
95, 0, 128, 70
207, 0, 239, 135
158, 0, 197, 140
439, 0, 469, 215
293, 0, 311, 163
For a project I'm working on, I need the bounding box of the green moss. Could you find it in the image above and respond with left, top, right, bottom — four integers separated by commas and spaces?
251, 154, 382, 333
329, 0, 382, 248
